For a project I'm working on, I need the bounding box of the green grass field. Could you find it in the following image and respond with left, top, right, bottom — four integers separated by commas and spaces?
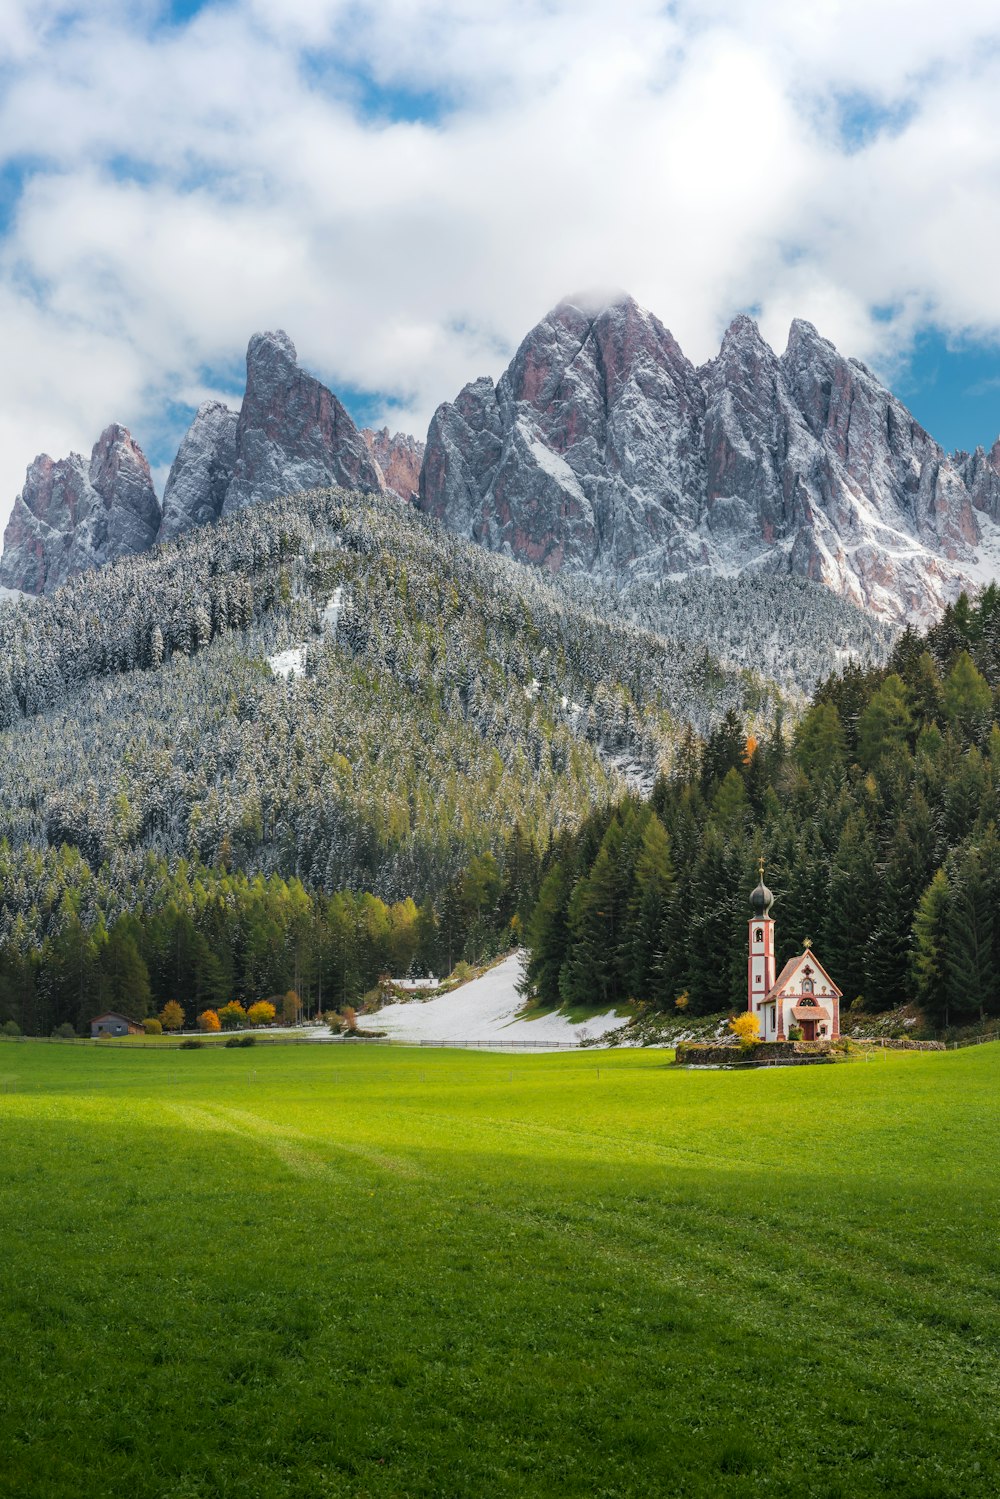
1, 1042, 998, 1498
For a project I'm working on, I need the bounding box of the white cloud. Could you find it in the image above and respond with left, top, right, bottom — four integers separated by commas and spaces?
1, 0, 1000, 526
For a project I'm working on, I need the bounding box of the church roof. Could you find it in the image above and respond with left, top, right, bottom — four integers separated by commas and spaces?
791, 1003, 833, 1021
766, 948, 842, 1001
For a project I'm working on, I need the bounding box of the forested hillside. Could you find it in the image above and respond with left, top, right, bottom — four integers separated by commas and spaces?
559, 572, 896, 696
525, 588, 1000, 1030
0, 486, 782, 1034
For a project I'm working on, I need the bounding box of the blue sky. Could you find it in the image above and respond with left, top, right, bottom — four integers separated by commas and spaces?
2, 0, 1000, 515
894, 333, 1000, 454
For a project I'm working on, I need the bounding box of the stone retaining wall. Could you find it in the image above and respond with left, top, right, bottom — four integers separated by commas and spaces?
675, 1037, 945, 1067
675, 1040, 834, 1066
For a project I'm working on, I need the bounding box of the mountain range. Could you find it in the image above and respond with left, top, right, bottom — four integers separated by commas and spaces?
4, 293, 1000, 624
0, 330, 422, 596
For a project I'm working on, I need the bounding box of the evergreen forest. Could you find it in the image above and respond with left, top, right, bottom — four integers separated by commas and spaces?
525, 587, 1000, 1030
0, 487, 773, 1034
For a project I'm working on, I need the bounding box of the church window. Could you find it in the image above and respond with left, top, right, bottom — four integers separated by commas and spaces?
802, 978, 813, 994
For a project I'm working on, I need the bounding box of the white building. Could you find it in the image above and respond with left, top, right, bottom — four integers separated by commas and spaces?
747, 870, 841, 1041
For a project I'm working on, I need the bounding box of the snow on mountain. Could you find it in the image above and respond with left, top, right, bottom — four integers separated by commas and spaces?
267, 588, 346, 681
419, 293, 1000, 625
159, 400, 238, 541
361, 426, 424, 502
6, 290, 1000, 627
0, 425, 160, 595
1, 336, 414, 596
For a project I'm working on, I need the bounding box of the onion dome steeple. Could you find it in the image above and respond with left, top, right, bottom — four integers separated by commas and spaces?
750, 857, 774, 918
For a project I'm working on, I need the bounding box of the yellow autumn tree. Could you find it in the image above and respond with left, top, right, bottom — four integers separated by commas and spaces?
729, 1012, 760, 1049
160, 1000, 184, 1032
198, 1009, 221, 1033
218, 1001, 246, 1031
247, 1001, 276, 1028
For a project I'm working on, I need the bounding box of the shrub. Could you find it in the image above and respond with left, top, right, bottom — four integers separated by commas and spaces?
2, 1020, 20, 1037
450, 961, 474, 983
160, 1000, 185, 1032
179, 1038, 204, 1050
788, 1024, 803, 1041
142, 1018, 163, 1036
342, 1006, 358, 1033
225, 1034, 256, 1048
198, 1009, 221, 1033
218, 1001, 247, 1031
328, 1017, 343, 1035
52, 1022, 77, 1040
728, 1012, 759, 1049
246, 1001, 276, 1028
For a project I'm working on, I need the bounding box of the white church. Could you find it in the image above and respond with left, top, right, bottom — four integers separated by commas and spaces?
747, 865, 842, 1042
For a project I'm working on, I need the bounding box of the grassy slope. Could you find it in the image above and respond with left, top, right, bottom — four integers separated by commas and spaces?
0, 1043, 998, 1498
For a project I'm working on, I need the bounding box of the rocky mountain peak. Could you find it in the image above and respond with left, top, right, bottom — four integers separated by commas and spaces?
783, 316, 826, 354
720, 311, 770, 348
1, 327, 404, 593
421, 292, 709, 580
419, 295, 1000, 623
708, 313, 782, 389
361, 427, 424, 502
955, 438, 1000, 524
160, 400, 239, 541
0, 424, 161, 594
224, 329, 384, 514
247, 328, 297, 371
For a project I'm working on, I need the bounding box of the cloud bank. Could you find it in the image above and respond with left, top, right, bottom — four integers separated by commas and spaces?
1, 0, 999, 521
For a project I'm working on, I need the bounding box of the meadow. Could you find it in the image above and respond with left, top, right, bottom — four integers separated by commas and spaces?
0, 1042, 998, 1498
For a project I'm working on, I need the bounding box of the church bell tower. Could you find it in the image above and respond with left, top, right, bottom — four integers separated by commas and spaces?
748, 860, 775, 1021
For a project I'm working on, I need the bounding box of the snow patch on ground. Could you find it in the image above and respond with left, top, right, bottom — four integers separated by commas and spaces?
321, 585, 344, 636
268, 645, 308, 680
358, 951, 622, 1047
605, 751, 658, 796
268, 591, 346, 680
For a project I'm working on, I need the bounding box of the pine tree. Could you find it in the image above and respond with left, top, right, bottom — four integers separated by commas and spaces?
946, 847, 995, 1024
942, 651, 992, 742
864, 790, 934, 1010
823, 813, 875, 1007
856, 674, 913, 769
911, 869, 950, 1026
525, 861, 572, 1008
560, 817, 631, 1008
626, 812, 677, 1005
